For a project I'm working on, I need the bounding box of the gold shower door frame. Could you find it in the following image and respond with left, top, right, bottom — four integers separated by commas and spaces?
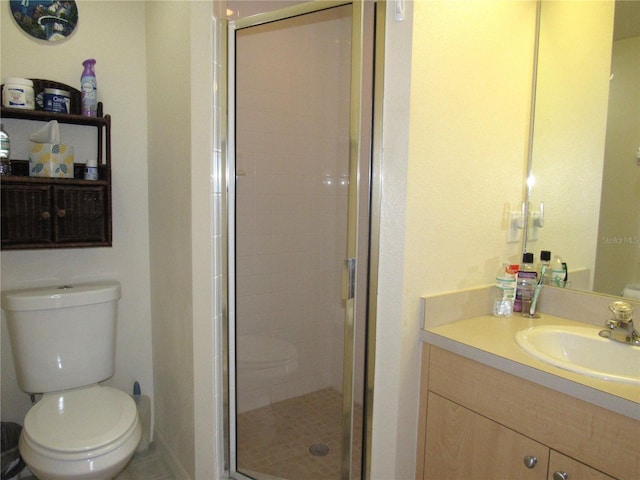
224, 1, 384, 479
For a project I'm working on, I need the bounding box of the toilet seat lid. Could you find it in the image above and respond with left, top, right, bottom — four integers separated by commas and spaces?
237, 335, 297, 369
24, 386, 138, 454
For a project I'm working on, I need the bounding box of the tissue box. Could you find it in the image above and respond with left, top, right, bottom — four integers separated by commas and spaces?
29, 143, 74, 178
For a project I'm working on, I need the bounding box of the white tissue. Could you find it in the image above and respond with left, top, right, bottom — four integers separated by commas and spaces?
29, 120, 60, 144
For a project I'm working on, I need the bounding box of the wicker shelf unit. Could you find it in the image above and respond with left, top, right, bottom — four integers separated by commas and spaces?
1, 103, 112, 249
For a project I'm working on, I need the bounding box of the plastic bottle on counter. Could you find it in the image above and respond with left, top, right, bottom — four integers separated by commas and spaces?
81, 59, 97, 117
550, 255, 566, 287
538, 250, 552, 285
514, 252, 537, 313
493, 264, 518, 317
0, 124, 11, 176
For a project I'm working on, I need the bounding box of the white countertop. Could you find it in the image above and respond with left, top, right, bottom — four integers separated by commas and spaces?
421, 313, 640, 420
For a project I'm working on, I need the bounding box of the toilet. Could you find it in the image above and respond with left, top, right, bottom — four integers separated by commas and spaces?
622, 283, 640, 301
1, 281, 141, 480
236, 334, 298, 411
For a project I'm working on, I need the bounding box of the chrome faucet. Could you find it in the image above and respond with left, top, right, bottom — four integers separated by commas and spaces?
599, 301, 640, 346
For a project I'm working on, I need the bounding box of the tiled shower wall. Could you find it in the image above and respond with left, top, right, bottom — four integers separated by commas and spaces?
234, 7, 352, 412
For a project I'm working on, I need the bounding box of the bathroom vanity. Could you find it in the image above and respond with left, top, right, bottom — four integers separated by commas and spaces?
416, 288, 640, 480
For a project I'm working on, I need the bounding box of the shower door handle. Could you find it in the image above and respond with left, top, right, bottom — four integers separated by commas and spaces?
342, 258, 356, 301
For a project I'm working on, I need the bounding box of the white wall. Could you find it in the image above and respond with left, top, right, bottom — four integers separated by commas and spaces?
234, 6, 352, 412
193, 1, 220, 477
145, 1, 196, 476
0, 0, 153, 428
145, 2, 218, 477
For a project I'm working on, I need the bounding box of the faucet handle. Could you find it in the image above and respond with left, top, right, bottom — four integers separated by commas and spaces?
609, 301, 633, 322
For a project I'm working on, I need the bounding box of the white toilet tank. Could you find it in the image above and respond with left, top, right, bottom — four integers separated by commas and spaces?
1, 281, 121, 394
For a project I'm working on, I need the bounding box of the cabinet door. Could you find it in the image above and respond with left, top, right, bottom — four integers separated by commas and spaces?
53, 185, 108, 243
548, 451, 616, 480
424, 392, 549, 480
1, 184, 53, 245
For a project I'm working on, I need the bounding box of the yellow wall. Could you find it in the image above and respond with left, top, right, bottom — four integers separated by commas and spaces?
529, 0, 614, 289
377, 1, 537, 476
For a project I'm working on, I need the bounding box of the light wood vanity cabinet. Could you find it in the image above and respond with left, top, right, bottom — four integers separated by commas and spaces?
425, 392, 549, 479
548, 451, 615, 480
417, 344, 639, 480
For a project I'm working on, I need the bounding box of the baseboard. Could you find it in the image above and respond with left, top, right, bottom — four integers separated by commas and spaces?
154, 428, 192, 479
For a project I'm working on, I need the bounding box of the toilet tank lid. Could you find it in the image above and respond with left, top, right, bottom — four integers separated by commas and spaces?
1, 281, 121, 312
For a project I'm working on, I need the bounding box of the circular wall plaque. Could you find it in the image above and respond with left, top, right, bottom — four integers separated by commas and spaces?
10, 0, 78, 42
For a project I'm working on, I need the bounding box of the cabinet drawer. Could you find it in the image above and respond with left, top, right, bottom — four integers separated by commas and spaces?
424, 392, 548, 479
53, 185, 107, 243
1, 184, 53, 245
1, 183, 110, 248
422, 345, 639, 479
548, 451, 615, 480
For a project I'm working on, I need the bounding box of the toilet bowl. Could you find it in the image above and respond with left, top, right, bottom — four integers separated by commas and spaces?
237, 335, 298, 376
237, 335, 298, 411
20, 386, 141, 480
1, 281, 141, 480
622, 283, 640, 300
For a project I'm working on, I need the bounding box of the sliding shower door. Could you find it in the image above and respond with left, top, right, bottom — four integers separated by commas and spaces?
226, 1, 376, 479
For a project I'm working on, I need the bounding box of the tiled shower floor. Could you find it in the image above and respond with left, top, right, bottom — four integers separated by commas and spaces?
20, 389, 360, 480
237, 388, 363, 480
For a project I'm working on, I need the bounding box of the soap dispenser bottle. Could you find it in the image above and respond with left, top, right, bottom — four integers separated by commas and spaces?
514, 252, 537, 313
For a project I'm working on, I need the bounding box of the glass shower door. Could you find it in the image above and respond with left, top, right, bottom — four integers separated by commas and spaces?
227, 1, 373, 479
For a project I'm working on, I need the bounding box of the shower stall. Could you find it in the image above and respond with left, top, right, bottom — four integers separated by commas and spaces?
225, 1, 382, 479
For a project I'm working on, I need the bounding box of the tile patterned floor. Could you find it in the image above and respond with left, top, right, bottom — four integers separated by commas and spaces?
237, 388, 363, 480
18, 443, 174, 480
20, 389, 361, 480
114, 443, 175, 480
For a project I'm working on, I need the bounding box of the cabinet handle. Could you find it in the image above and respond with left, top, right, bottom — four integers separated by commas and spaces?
41, 211, 51, 220
553, 472, 568, 480
523, 456, 537, 469
56, 209, 66, 218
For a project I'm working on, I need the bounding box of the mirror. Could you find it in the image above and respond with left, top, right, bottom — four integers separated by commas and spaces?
525, 0, 640, 298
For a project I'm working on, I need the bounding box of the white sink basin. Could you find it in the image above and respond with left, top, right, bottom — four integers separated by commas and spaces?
515, 325, 640, 385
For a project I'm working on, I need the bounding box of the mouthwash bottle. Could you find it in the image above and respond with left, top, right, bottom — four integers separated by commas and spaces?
514, 253, 537, 313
